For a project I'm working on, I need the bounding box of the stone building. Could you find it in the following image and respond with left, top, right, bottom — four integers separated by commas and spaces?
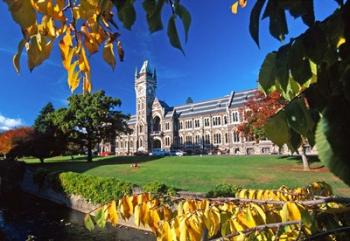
103, 60, 283, 156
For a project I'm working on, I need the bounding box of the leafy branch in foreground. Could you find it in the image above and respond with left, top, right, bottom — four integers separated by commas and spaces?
4, 0, 191, 92
84, 181, 350, 241
231, 0, 350, 185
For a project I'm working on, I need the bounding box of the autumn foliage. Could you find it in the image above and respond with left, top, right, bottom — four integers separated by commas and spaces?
237, 90, 286, 140
0, 127, 33, 156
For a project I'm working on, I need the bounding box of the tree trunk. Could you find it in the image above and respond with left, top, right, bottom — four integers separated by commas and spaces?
301, 145, 310, 171
40, 157, 44, 164
87, 141, 92, 162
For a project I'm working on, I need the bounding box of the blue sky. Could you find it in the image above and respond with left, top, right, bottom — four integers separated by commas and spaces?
0, 1, 338, 129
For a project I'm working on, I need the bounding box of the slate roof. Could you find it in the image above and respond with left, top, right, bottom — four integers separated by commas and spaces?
127, 89, 257, 124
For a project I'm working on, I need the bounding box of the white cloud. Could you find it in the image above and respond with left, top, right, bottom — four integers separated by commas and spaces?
0, 114, 23, 131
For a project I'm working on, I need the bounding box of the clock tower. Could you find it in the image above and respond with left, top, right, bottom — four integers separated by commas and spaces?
134, 60, 157, 152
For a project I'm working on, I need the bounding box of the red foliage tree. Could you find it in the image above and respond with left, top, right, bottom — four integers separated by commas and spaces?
237, 90, 286, 140
0, 127, 33, 157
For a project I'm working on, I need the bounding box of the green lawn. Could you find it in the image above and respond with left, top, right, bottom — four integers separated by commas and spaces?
23, 155, 350, 196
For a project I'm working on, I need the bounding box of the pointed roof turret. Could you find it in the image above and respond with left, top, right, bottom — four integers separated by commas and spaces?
139, 60, 152, 74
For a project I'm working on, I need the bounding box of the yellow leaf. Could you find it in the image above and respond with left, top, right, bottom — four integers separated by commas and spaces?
27, 36, 53, 71
163, 206, 172, 221
337, 37, 346, 48
238, 189, 247, 199
6, 0, 36, 28
231, 1, 239, 14
103, 42, 116, 70
108, 200, 118, 226
179, 217, 188, 241
248, 190, 256, 199
250, 203, 266, 224
46, 17, 56, 38
287, 202, 301, 221
67, 60, 80, 92
13, 39, 26, 73
79, 46, 91, 73
83, 71, 92, 93
239, 0, 247, 8
134, 204, 141, 226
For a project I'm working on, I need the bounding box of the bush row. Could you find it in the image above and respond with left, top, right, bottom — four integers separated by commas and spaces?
32, 169, 239, 204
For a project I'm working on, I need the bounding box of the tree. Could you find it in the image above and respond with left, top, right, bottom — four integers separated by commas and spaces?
33, 102, 55, 133
237, 91, 312, 170
53, 90, 129, 162
237, 90, 285, 141
4, 0, 191, 93
185, 97, 193, 104
0, 127, 33, 158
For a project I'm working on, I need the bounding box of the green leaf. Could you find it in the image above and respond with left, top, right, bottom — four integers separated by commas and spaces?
259, 52, 277, 93
249, 0, 267, 47
84, 214, 95, 231
275, 44, 290, 92
316, 98, 350, 186
287, 128, 301, 153
288, 40, 312, 85
94, 208, 107, 228
262, 0, 289, 41
167, 15, 184, 54
175, 3, 191, 42
302, 25, 327, 64
284, 98, 315, 137
143, 0, 165, 33
114, 0, 136, 30
264, 110, 290, 148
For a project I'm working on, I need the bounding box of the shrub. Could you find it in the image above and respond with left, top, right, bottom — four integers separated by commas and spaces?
46, 171, 133, 204
142, 181, 177, 196
206, 184, 240, 198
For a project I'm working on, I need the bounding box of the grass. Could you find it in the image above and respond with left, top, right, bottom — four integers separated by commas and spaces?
23, 155, 350, 196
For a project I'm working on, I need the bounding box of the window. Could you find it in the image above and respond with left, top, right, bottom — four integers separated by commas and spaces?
194, 119, 200, 128
125, 141, 128, 148
179, 136, 183, 145
233, 131, 240, 143
185, 120, 193, 129
195, 135, 201, 144
121, 142, 124, 148
165, 122, 170, 130
204, 118, 210, 127
185, 136, 192, 145
204, 134, 210, 144
232, 112, 239, 123
224, 115, 228, 125
130, 141, 133, 148
225, 133, 229, 144
212, 116, 221, 126
139, 139, 143, 147
165, 137, 170, 146
116, 142, 119, 148
213, 133, 221, 144
179, 121, 183, 130
261, 147, 270, 154
139, 125, 143, 133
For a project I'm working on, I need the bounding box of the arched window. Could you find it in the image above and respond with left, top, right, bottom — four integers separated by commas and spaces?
153, 116, 161, 131
179, 136, 183, 145
233, 131, 240, 143
139, 139, 143, 147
